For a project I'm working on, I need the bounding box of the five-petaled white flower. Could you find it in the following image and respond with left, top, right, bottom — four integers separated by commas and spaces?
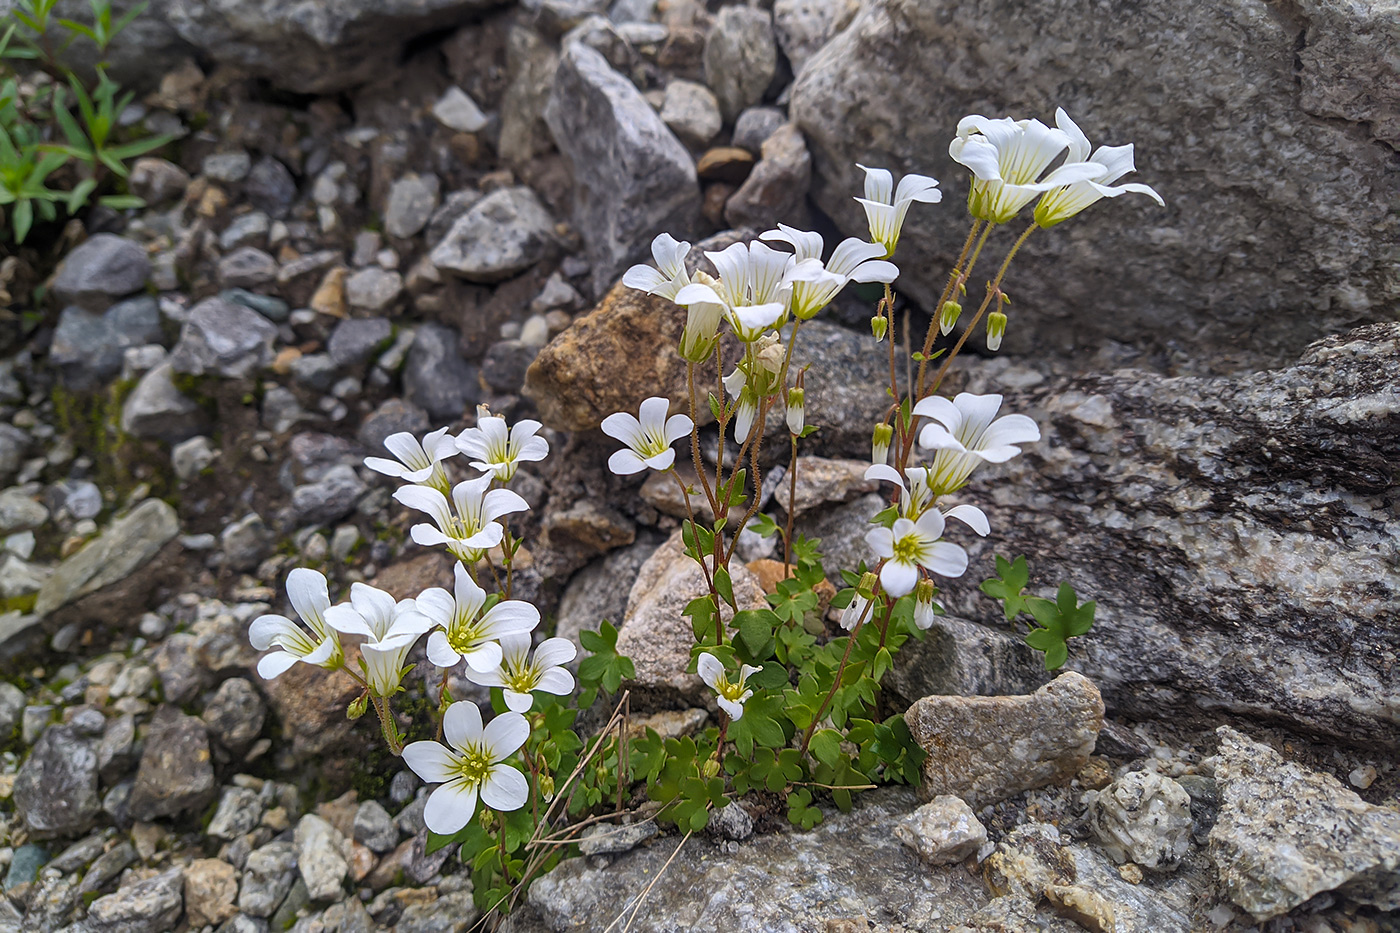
456, 410, 549, 483
323, 582, 434, 697
622, 233, 692, 301
853, 165, 942, 257
697, 652, 760, 721
759, 224, 899, 320
949, 116, 1104, 225
864, 463, 991, 534
913, 393, 1041, 494
674, 240, 818, 342
394, 474, 529, 563
402, 702, 530, 835
249, 568, 344, 679
865, 510, 969, 598
466, 632, 577, 713
601, 396, 694, 475
418, 563, 540, 673
364, 428, 458, 491
1033, 108, 1164, 228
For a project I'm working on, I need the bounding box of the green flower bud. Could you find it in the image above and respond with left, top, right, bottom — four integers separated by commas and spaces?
857, 571, 880, 600
346, 694, 369, 720
939, 300, 962, 336
701, 757, 721, 778
986, 311, 1007, 351
870, 314, 889, 342
871, 423, 893, 465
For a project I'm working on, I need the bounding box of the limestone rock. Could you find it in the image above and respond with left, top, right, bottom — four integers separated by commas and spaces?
930, 323, 1400, 746
85, 866, 184, 933
660, 79, 722, 147
50, 297, 163, 390
616, 529, 767, 708
1084, 770, 1194, 871
724, 123, 812, 230
773, 0, 860, 74
13, 723, 100, 838
295, 813, 349, 901
429, 186, 556, 283
545, 41, 699, 293
183, 858, 239, 927
895, 795, 988, 865
50, 233, 150, 311
904, 671, 1104, 808
169, 296, 278, 379
34, 499, 180, 617
773, 456, 876, 516
127, 706, 216, 821
702, 6, 777, 122
789, 0, 1400, 364
1209, 726, 1400, 920
120, 362, 207, 442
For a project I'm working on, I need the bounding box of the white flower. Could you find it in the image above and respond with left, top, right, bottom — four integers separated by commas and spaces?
839, 592, 871, 632
466, 633, 576, 713
1033, 108, 1164, 228
456, 410, 549, 483
853, 165, 942, 257
913, 392, 1041, 494
601, 396, 693, 475
364, 428, 458, 491
418, 563, 540, 673
394, 474, 529, 563
865, 510, 968, 597
723, 366, 759, 444
622, 233, 692, 301
697, 652, 760, 721
402, 702, 530, 835
949, 115, 1105, 224
249, 568, 344, 679
759, 224, 899, 320
323, 583, 434, 697
674, 240, 819, 342
864, 463, 992, 535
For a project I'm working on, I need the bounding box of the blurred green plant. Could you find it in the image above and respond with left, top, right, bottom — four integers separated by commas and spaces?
1, 0, 172, 243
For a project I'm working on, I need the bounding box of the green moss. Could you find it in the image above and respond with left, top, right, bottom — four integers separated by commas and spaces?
0, 593, 38, 614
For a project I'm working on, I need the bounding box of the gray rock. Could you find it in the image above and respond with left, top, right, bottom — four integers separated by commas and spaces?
51, 234, 150, 311
425, 188, 484, 246
244, 156, 298, 217
219, 211, 271, 250
894, 794, 988, 865
724, 123, 811, 229
703, 6, 777, 122
1085, 770, 1194, 871
120, 362, 206, 442
773, 0, 859, 74
1210, 726, 1400, 920
904, 671, 1105, 808
34, 499, 180, 617
705, 801, 753, 841
0, 488, 49, 535
129, 157, 190, 204
127, 706, 216, 821
578, 819, 658, 855
290, 464, 368, 526
357, 398, 429, 450
171, 435, 216, 481
660, 79, 722, 147
384, 173, 441, 239
208, 785, 263, 841
529, 788, 988, 930
13, 723, 99, 838
221, 287, 289, 322
239, 841, 297, 918
328, 317, 393, 369
79, 840, 137, 896
882, 614, 1048, 707
97, 713, 137, 783
218, 246, 278, 289
84, 867, 183, 933
170, 296, 278, 379
0, 681, 23, 738
555, 535, 663, 659
403, 322, 479, 420
290, 352, 336, 390
0, 424, 29, 480
220, 512, 272, 572
50, 296, 164, 389
432, 85, 488, 132
294, 814, 348, 901
429, 186, 556, 283
47, 479, 102, 521
789, 0, 1400, 364
344, 267, 404, 313
498, 25, 559, 166
353, 800, 399, 853
203, 151, 252, 183
203, 677, 267, 754
732, 105, 788, 154
479, 338, 538, 393
545, 41, 699, 293
4, 843, 48, 890
931, 324, 1400, 746
261, 385, 306, 435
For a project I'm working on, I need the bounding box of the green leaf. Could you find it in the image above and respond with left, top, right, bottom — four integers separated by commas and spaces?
713, 565, 735, 610
980, 554, 1030, 621
732, 609, 775, 656
707, 392, 724, 424
749, 511, 779, 539
1023, 582, 1096, 670
809, 729, 843, 769
13, 198, 33, 243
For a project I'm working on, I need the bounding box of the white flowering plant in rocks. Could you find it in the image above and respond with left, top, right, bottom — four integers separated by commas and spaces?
243, 106, 1154, 921
607, 106, 1154, 835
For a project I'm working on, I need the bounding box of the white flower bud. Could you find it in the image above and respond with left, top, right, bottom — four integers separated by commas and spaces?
914, 579, 938, 630
786, 387, 805, 435
939, 300, 962, 336
872, 423, 893, 465
986, 311, 1007, 351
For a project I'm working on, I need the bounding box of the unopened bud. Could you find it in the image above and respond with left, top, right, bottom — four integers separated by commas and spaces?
786, 387, 805, 435
871, 423, 893, 465
346, 694, 369, 720
870, 314, 889, 342
857, 571, 880, 599
701, 757, 721, 778
939, 300, 962, 336
914, 579, 937, 630
986, 311, 1007, 351
537, 773, 556, 801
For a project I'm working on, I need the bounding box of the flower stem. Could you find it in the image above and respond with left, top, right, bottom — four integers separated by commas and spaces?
372, 695, 403, 755
783, 433, 799, 575
798, 590, 877, 758
915, 220, 988, 396
687, 363, 720, 518
725, 396, 771, 566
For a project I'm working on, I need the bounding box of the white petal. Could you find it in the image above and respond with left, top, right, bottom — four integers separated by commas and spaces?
483, 711, 530, 759
480, 765, 530, 812
921, 541, 969, 578
383, 432, 428, 468
673, 282, 727, 308
323, 603, 374, 638
465, 666, 506, 688
623, 264, 667, 293
394, 485, 453, 527
461, 641, 505, 673
424, 780, 479, 835
943, 504, 990, 536
608, 449, 648, 476
536, 667, 575, 695
880, 559, 918, 598
502, 690, 535, 713
482, 488, 530, 523
286, 568, 330, 628
364, 457, 409, 478
532, 637, 577, 669
410, 524, 451, 548
600, 411, 643, 447
913, 509, 946, 541
249, 614, 299, 650
663, 413, 694, 444
912, 395, 961, 431
864, 463, 906, 491
414, 587, 455, 627
697, 652, 723, 690
443, 700, 485, 750
980, 413, 1041, 449
256, 650, 300, 680
426, 631, 461, 669
637, 396, 672, 433
403, 741, 459, 784
865, 526, 895, 560
857, 164, 894, 204
717, 696, 746, 721
641, 449, 676, 472
894, 172, 941, 205
481, 601, 541, 637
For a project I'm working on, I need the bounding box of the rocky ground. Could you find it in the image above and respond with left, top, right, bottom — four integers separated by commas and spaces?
1, 0, 1397, 931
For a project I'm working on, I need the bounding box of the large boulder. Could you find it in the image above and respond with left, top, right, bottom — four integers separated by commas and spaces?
931, 322, 1400, 747
545, 41, 700, 295
789, 0, 1400, 364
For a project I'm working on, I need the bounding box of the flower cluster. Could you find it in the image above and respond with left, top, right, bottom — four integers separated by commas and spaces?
249, 408, 575, 834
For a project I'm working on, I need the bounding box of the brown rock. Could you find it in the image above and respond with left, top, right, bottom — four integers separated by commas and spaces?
370, 552, 454, 600
725, 124, 812, 230
184, 858, 239, 927
696, 146, 756, 183
310, 266, 348, 318
128, 706, 217, 821
905, 671, 1104, 808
